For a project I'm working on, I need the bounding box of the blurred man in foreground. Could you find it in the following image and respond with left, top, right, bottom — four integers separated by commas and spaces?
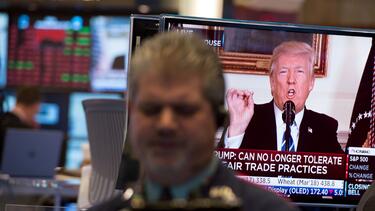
222, 41, 343, 153
89, 32, 298, 210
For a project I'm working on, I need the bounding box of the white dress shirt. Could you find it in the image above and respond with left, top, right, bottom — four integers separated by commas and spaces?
224, 102, 304, 151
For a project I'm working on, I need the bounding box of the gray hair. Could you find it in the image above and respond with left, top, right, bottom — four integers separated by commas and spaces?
270, 41, 315, 75
129, 31, 225, 111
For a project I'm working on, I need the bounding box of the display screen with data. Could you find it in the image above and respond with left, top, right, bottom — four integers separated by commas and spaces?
160, 15, 375, 206
7, 13, 91, 90
90, 16, 130, 92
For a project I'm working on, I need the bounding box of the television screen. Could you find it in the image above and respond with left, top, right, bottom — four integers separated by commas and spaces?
6, 13, 91, 90
157, 15, 375, 206
2, 91, 68, 131
0, 13, 8, 89
41, 93, 69, 132
90, 16, 130, 92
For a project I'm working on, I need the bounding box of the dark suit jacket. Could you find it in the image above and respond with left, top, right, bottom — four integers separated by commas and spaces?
236, 101, 343, 153
357, 180, 375, 211
89, 163, 298, 211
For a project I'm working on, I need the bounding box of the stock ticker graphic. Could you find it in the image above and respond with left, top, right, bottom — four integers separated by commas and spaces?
7, 14, 90, 90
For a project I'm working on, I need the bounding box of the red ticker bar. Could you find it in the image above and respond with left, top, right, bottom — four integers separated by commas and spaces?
215, 148, 347, 179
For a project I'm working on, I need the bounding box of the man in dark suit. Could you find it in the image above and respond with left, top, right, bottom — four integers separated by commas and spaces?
0, 86, 41, 163
238, 100, 342, 153
222, 41, 343, 153
89, 32, 298, 211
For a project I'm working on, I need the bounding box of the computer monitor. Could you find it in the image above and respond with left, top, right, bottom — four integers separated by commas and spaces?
1, 128, 64, 178
0, 13, 8, 89
156, 15, 375, 207
2, 91, 68, 132
129, 14, 160, 55
90, 16, 130, 92
6, 13, 91, 91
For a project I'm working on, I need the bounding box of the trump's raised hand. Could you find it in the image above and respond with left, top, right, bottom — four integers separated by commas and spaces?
226, 88, 254, 137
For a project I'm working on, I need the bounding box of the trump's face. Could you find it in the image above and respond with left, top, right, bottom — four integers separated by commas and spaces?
270, 54, 315, 113
129, 71, 217, 186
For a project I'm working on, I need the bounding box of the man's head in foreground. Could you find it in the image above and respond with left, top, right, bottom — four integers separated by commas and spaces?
128, 32, 225, 186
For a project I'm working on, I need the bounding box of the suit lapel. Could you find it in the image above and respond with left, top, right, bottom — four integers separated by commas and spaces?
241, 101, 277, 150
298, 109, 313, 151
265, 101, 278, 150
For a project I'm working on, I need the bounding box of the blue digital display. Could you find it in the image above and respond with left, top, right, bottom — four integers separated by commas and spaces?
2, 93, 60, 126
0, 13, 8, 89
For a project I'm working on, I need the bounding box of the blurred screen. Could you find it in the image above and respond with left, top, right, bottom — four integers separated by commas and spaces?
2, 91, 68, 131
0, 13, 8, 89
7, 13, 91, 90
90, 16, 130, 92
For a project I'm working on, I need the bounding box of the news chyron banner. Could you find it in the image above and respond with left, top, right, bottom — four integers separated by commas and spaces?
215, 149, 346, 198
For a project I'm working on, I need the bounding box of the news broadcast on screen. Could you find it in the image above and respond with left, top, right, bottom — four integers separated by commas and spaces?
159, 15, 375, 205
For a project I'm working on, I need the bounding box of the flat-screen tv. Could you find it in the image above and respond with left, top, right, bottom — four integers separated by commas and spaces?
90, 16, 130, 92
0, 12, 8, 89
129, 14, 160, 56
2, 91, 68, 131
6, 12, 91, 91
156, 15, 375, 207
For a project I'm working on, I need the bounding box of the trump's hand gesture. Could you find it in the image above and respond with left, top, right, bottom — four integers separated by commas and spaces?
226, 88, 254, 137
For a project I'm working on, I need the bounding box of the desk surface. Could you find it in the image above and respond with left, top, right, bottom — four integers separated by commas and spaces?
0, 175, 80, 210
2, 176, 79, 197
